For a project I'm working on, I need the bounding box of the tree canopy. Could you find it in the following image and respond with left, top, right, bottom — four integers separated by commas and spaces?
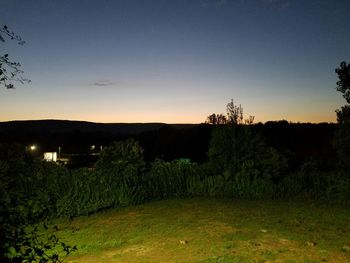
334, 61, 350, 168
205, 113, 227, 125
335, 61, 350, 104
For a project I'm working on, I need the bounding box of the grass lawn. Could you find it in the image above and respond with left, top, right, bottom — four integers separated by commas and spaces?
47, 198, 350, 262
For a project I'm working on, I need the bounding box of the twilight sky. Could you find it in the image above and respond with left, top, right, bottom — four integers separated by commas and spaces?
1, 0, 349, 123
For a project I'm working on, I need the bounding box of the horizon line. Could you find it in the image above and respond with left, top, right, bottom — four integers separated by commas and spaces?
0, 118, 337, 125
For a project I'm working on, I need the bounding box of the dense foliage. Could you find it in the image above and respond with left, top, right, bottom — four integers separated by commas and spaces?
335, 61, 350, 169
0, 144, 76, 262
2, 128, 349, 220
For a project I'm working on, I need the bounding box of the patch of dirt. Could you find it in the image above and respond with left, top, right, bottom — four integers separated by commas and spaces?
97, 211, 142, 226
237, 235, 350, 263
105, 244, 152, 257
196, 220, 237, 237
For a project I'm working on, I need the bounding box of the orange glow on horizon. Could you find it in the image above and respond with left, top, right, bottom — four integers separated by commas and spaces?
0, 112, 337, 124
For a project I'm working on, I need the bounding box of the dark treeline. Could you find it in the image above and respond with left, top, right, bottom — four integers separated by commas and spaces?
253, 121, 337, 171
0, 120, 337, 170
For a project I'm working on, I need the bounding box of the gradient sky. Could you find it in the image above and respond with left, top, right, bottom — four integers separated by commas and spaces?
1, 0, 349, 123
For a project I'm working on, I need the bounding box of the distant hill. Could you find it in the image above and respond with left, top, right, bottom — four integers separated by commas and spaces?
0, 119, 197, 135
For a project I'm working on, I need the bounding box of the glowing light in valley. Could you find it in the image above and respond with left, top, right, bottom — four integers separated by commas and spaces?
30, 145, 36, 151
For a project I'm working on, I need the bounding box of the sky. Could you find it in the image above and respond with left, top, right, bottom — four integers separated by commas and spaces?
0, 0, 349, 123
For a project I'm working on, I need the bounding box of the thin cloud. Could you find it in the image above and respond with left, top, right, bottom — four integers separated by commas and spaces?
93, 80, 115, 87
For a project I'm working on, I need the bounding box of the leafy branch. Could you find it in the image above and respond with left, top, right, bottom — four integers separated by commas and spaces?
0, 25, 26, 45
0, 25, 30, 89
4, 223, 77, 262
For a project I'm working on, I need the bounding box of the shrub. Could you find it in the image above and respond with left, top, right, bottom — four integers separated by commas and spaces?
53, 139, 146, 217
208, 124, 287, 184
0, 144, 75, 262
146, 159, 201, 199
96, 138, 145, 176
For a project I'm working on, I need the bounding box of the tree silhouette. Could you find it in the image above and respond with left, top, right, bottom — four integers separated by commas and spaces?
334, 61, 350, 168
0, 25, 30, 89
206, 99, 254, 126
208, 99, 285, 181
205, 113, 227, 125
226, 99, 243, 124
245, 115, 255, 125
335, 61, 350, 104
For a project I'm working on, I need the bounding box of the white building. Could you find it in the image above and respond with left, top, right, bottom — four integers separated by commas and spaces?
43, 152, 57, 162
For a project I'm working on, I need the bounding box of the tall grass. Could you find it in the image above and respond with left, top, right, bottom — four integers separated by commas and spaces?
19, 158, 349, 219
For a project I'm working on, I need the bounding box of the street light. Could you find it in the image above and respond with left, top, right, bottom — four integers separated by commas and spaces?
30, 145, 36, 151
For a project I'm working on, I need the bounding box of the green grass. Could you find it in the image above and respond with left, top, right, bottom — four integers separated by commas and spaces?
45, 198, 350, 262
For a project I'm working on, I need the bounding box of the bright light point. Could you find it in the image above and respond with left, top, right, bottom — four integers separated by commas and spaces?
30, 145, 36, 151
